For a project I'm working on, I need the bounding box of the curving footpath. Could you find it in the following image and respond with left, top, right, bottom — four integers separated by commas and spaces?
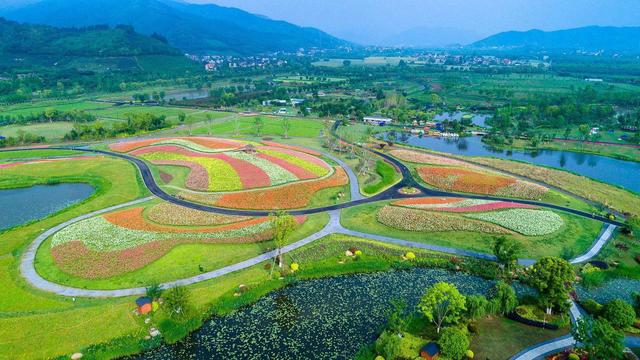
21, 201, 616, 298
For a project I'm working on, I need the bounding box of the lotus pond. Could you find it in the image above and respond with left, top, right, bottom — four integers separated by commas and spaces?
135, 268, 533, 359
577, 279, 640, 304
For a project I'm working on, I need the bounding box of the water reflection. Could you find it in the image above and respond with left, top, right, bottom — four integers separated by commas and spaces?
382, 133, 640, 192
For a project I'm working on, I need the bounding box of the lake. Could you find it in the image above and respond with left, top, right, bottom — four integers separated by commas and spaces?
164, 90, 209, 102
434, 112, 491, 128
134, 268, 532, 360
386, 134, 640, 193
0, 183, 94, 231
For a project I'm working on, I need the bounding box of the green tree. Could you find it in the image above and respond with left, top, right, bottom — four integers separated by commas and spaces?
178, 112, 186, 124
491, 281, 518, 315
254, 116, 265, 137
578, 124, 590, 141
439, 327, 469, 360
269, 211, 298, 269
466, 295, 489, 320
206, 113, 213, 135
419, 282, 466, 333
572, 318, 624, 360
163, 286, 192, 320
282, 117, 291, 138
44, 107, 57, 122
601, 299, 636, 330
529, 257, 575, 314
493, 237, 522, 273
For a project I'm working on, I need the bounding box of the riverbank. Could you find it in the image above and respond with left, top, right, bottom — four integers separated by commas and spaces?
493, 138, 640, 163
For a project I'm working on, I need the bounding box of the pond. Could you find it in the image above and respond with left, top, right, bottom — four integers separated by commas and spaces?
0, 183, 94, 231
384, 134, 640, 193
135, 268, 532, 360
164, 90, 210, 102
434, 112, 491, 128
577, 279, 640, 304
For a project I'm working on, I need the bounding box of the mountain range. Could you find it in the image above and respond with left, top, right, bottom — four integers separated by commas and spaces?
0, 0, 348, 54
0, 17, 179, 56
471, 26, 640, 52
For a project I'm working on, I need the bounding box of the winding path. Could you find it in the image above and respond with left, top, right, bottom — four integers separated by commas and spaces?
20, 202, 615, 298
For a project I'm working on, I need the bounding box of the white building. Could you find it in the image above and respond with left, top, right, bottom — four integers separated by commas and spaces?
363, 116, 393, 126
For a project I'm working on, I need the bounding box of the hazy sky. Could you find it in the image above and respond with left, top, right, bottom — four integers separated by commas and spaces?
188, 0, 640, 44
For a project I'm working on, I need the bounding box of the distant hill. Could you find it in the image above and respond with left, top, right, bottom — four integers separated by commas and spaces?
0, 0, 348, 54
380, 26, 480, 48
471, 26, 640, 52
0, 17, 179, 56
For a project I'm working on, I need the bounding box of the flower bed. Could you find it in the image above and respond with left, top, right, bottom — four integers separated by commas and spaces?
50, 207, 307, 278
129, 140, 331, 192
258, 147, 330, 176
185, 167, 349, 210
376, 205, 510, 234
392, 197, 538, 213
465, 209, 563, 236
146, 203, 249, 226
109, 137, 245, 153
389, 149, 469, 166
260, 141, 322, 156
0, 157, 90, 169
417, 167, 547, 199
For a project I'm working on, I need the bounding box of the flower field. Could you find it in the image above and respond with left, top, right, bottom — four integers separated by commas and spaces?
417, 166, 548, 199
377, 198, 563, 236
465, 209, 564, 236
145, 203, 249, 226
49, 203, 307, 278
180, 167, 349, 210
389, 149, 469, 166
0, 156, 90, 169
109, 137, 245, 153
117, 137, 332, 192
392, 197, 538, 213
376, 205, 510, 233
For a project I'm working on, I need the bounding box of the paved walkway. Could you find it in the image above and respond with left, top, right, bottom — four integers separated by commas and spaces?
511, 301, 583, 360
571, 224, 617, 264
322, 152, 365, 201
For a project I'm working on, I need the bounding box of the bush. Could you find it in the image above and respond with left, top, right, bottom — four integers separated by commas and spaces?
568, 353, 580, 360
405, 252, 416, 260
439, 327, 470, 360
601, 299, 636, 330
581, 299, 603, 315
466, 349, 475, 359
466, 295, 489, 320
374, 331, 423, 360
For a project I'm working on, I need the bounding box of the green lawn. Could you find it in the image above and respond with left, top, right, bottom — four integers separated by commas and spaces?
0, 100, 111, 117
471, 317, 569, 359
0, 149, 83, 160
0, 122, 75, 139
192, 116, 325, 138
340, 201, 603, 259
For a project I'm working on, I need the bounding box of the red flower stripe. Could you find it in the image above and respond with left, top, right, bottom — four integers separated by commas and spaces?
431, 202, 538, 213
215, 167, 349, 209
150, 159, 209, 190
393, 197, 462, 206
0, 157, 92, 169
183, 137, 244, 149
260, 141, 322, 156
256, 153, 316, 180
102, 207, 272, 233
209, 153, 271, 189
109, 139, 162, 152
258, 146, 330, 170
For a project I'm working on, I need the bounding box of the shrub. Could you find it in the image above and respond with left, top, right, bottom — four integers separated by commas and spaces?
601, 299, 636, 330
439, 327, 470, 360
290, 263, 299, 272
491, 281, 518, 315
374, 331, 423, 360
466, 349, 475, 359
164, 285, 192, 320
581, 299, 603, 315
466, 295, 489, 320
405, 252, 416, 260
568, 353, 580, 360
